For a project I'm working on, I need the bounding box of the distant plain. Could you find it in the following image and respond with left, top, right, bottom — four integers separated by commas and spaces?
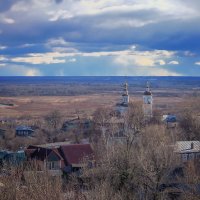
0, 76, 199, 119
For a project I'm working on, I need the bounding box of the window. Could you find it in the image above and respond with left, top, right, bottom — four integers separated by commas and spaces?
188, 153, 194, 160
47, 161, 60, 170
182, 154, 188, 162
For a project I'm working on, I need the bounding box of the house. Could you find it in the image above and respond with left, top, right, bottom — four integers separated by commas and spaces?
174, 141, 200, 162
25, 142, 94, 175
0, 150, 26, 166
0, 129, 5, 139
162, 114, 177, 128
163, 114, 177, 123
15, 126, 34, 136
62, 118, 93, 133
4, 150, 26, 165
26, 146, 65, 176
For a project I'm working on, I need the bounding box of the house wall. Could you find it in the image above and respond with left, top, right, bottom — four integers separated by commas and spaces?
16, 130, 33, 136
181, 152, 200, 162
46, 151, 64, 170
0, 133, 5, 139
46, 161, 60, 170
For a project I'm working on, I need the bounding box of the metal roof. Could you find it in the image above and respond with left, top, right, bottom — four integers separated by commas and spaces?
35, 141, 72, 149
60, 144, 94, 165
26, 143, 94, 167
174, 141, 200, 153
16, 126, 34, 131
163, 115, 177, 123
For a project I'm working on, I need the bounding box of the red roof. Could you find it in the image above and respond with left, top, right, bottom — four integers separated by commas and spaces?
26, 143, 94, 167
60, 144, 94, 165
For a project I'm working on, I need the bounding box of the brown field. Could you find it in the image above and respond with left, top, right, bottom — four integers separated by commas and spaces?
0, 93, 185, 119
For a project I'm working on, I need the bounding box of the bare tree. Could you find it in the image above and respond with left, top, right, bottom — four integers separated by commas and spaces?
93, 107, 112, 143
122, 102, 145, 154
134, 125, 177, 200
81, 124, 178, 200
0, 168, 63, 200
44, 110, 62, 130
179, 110, 200, 140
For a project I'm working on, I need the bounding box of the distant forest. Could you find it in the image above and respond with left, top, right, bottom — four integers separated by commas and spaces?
0, 76, 199, 97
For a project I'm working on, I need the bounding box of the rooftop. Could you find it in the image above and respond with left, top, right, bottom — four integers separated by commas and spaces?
60, 144, 94, 166
162, 115, 177, 123
32, 141, 72, 149
26, 143, 94, 167
174, 141, 200, 153
16, 126, 34, 131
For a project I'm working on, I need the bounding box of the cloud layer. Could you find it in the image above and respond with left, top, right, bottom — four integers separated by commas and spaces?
0, 0, 200, 76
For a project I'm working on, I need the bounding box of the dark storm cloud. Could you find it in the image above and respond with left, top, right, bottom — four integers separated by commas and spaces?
0, 0, 200, 76
1, 4, 200, 53
0, 0, 199, 49
0, 44, 47, 56
132, 19, 200, 51
57, 13, 200, 52
0, 8, 171, 48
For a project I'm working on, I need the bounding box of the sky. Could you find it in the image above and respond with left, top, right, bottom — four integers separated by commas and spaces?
0, 0, 200, 76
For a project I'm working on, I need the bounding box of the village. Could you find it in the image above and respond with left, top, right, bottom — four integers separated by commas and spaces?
0, 82, 199, 199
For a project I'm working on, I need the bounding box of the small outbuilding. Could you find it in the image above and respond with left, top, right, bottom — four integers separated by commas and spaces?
174, 141, 200, 162
162, 114, 177, 128
15, 126, 34, 137
0, 150, 26, 166
163, 114, 177, 123
62, 118, 93, 133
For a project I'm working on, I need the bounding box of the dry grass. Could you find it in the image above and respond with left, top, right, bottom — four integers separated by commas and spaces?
0, 93, 185, 120
0, 95, 117, 119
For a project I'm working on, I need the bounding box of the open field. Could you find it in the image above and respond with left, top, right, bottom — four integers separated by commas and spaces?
0, 95, 117, 119
0, 76, 199, 119
0, 93, 186, 119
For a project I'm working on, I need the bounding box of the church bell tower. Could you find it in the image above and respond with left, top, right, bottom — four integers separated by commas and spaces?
116, 82, 129, 114
143, 82, 153, 118
122, 82, 129, 105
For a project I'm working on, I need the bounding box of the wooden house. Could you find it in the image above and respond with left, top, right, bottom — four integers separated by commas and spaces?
25, 142, 94, 176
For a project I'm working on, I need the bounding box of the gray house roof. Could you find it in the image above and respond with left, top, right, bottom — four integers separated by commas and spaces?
16, 126, 34, 132
162, 115, 177, 123
174, 141, 200, 153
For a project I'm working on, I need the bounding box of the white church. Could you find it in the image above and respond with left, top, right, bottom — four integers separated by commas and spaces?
116, 81, 153, 117
116, 82, 129, 114
143, 82, 153, 118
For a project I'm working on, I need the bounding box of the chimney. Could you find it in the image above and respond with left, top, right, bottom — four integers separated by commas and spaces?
191, 142, 194, 149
